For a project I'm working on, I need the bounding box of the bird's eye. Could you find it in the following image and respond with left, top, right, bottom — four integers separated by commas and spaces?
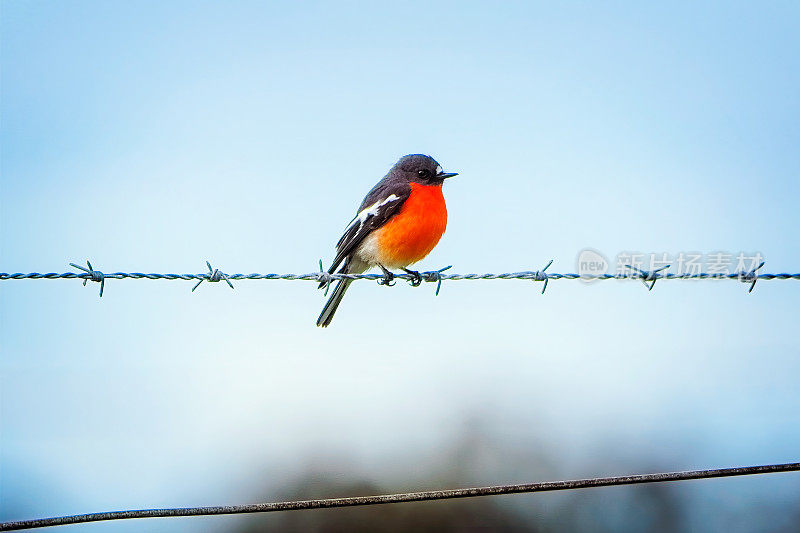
418, 169, 430, 178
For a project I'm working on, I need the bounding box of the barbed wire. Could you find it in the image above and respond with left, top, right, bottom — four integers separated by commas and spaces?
1, 259, 799, 297
1, 462, 797, 531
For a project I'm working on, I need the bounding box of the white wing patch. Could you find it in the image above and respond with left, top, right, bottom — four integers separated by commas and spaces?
345, 194, 401, 233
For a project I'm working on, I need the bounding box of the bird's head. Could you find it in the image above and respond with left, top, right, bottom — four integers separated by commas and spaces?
392, 154, 458, 185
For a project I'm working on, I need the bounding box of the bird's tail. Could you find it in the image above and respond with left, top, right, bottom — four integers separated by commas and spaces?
316, 277, 353, 327
317, 257, 367, 327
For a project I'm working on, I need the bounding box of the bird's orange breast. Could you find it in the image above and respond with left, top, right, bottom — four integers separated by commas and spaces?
375, 182, 448, 268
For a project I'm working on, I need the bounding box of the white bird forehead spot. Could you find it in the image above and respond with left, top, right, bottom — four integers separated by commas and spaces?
436, 165, 443, 174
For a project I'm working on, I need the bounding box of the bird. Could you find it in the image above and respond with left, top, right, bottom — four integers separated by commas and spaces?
317, 154, 457, 327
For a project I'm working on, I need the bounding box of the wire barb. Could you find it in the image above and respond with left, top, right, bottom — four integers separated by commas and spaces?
534, 259, 554, 294
738, 260, 765, 293
69, 261, 105, 297
421, 265, 453, 296
626, 264, 670, 291
191, 261, 234, 292
317, 260, 333, 296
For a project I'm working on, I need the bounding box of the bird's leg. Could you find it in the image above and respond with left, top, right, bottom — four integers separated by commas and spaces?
402, 268, 422, 287
377, 264, 396, 286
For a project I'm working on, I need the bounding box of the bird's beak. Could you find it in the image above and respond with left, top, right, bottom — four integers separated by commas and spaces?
437, 172, 458, 179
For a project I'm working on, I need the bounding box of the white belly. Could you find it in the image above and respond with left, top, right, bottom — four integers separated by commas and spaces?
354, 232, 382, 266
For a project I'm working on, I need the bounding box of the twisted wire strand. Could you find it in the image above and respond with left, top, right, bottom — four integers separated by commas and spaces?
2, 462, 798, 531
1, 260, 798, 297
3, 270, 800, 282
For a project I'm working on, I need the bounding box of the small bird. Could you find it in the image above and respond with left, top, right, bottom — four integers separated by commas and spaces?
317, 154, 457, 327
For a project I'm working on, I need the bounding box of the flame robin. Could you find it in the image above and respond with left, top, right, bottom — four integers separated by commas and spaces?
317, 154, 457, 327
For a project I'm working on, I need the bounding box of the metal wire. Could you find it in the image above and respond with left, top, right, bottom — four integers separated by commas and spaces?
1, 259, 798, 297
1, 462, 797, 531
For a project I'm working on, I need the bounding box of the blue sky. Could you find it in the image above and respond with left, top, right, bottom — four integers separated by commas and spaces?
2, 2, 800, 531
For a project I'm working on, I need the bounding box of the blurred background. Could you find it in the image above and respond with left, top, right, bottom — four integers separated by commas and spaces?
2, 1, 799, 531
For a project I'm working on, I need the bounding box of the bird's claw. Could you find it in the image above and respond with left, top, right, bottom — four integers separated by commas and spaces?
403, 268, 423, 287
378, 265, 395, 286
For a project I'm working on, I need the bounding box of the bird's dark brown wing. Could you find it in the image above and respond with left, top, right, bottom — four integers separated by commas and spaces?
326, 176, 411, 275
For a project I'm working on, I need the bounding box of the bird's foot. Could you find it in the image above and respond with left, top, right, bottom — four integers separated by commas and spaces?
402, 268, 423, 287
378, 265, 396, 286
